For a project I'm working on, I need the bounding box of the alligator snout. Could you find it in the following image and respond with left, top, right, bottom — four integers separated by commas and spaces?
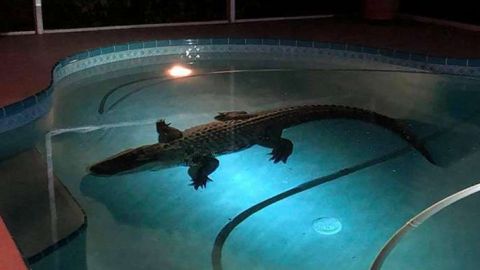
89, 161, 118, 175
89, 149, 147, 175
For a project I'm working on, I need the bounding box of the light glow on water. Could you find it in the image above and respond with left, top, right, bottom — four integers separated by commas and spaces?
167, 65, 193, 78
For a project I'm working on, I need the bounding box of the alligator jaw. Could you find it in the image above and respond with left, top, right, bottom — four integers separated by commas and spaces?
89, 161, 124, 176
89, 148, 149, 176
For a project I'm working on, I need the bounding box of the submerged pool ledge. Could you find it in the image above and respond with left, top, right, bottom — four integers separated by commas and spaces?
1, 37, 480, 134
0, 149, 87, 266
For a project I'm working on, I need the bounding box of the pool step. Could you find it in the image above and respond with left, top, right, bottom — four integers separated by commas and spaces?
0, 149, 86, 264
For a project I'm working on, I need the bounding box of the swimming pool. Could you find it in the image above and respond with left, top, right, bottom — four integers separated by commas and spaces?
4, 39, 480, 270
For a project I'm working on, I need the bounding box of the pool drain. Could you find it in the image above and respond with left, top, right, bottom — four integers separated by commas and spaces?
312, 217, 342, 235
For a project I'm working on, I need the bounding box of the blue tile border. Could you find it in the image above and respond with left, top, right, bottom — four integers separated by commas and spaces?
128, 42, 143, 50
229, 38, 246, 45
280, 39, 296, 46
468, 59, 480, 67
428, 56, 446, 65
314, 41, 330, 48
211, 38, 228, 45
156, 40, 170, 46
379, 48, 394, 57
22, 96, 36, 108
363, 47, 378, 54
246, 38, 262, 45
2, 37, 480, 135
447, 58, 467, 66
4, 102, 24, 116
394, 51, 410, 60
101, 46, 115, 54
297, 40, 313, 48
143, 41, 156, 48
114, 44, 128, 52
411, 53, 427, 62
169, 39, 187, 46
0, 97, 52, 134
89, 48, 102, 57
198, 39, 212, 45
347, 44, 363, 52
77, 51, 89, 60
262, 38, 279, 45
331, 43, 346, 50
35, 90, 48, 102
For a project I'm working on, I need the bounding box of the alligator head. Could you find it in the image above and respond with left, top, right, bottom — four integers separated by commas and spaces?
89, 144, 185, 176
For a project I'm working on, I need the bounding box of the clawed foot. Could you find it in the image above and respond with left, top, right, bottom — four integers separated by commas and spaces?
269, 149, 290, 163
187, 155, 219, 190
189, 176, 213, 190
269, 139, 293, 163
156, 119, 171, 128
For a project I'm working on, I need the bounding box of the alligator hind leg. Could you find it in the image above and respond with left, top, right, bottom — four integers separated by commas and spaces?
268, 139, 293, 163
187, 155, 219, 190
257, 129, 294, 163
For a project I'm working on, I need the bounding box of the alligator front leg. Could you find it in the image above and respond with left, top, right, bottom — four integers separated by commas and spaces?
156, 120, 183, 143
256, 128, 294, 163
187, 155, 219, 190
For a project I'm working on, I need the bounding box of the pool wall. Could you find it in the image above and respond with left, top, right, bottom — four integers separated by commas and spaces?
1, 37, 480, 134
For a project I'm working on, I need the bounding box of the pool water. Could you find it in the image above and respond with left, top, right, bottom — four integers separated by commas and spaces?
11, 51, 480, 269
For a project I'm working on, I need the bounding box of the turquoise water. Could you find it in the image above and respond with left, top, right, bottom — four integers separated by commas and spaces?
8, 52, 480, 269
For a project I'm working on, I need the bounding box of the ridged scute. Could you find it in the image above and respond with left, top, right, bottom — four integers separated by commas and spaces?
156, 104, 433, 163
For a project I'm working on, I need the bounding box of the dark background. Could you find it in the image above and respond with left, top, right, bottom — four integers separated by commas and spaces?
42, 0, 226, 29
236, 0, 359, 19
1, 0, 35, 32
0, 0, 478, 32
400, 0, 479, 25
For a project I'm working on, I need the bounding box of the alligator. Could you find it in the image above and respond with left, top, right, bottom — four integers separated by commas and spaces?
89, 104, 434, 189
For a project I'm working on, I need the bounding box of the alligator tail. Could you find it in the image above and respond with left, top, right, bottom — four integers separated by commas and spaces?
386, 119, 435, 164
264, 105, 436, 164
332, 105, 435, 165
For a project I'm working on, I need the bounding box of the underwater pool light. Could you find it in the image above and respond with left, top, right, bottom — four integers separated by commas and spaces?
167, 65, 192, 78
312, 217, 342, 235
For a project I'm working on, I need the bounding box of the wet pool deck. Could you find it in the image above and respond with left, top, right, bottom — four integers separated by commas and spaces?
2, 17, 480, 107
0, 217, 28, 270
